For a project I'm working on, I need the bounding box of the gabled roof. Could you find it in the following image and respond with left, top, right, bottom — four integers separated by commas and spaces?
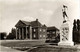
21, 20, 30, 25
30, 20, 42, 27
47, 26, 59, 31
15, 20, 30, 27
42, 24, 47, 28
15, 19, 43, 27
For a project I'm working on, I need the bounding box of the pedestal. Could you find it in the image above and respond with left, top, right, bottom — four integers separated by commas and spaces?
58, 20, 74, 46
58, 41, 74, 46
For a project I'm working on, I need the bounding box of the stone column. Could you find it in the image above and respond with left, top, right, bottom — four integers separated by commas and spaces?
26, 26, 28, 39
30, 26, 32, 39
16, 28, 17, 39
19, 28, 21, 39
22, 28, 24, 39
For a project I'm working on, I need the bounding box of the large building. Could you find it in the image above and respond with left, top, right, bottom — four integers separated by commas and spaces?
15, 19, 47, 40
47, 26, 59, 40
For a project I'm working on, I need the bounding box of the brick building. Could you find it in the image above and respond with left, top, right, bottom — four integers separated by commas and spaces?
15, 19, 47, 40
47, 26, 59, 40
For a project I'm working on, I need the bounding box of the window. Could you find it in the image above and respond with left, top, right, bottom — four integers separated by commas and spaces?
43, 29, 45, 32
40, 35, 42, 37
34, 29, 36, 32
40, 29, 42, 31
47, 32, 49, 34
43, 35, 45, 37
53, 32, 55, 34
34, 34, 36, 38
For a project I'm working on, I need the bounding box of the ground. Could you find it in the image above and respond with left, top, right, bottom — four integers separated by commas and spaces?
0, 40, 46, 52
0, 40, 80, 52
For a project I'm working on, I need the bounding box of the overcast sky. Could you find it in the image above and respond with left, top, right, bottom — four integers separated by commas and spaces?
0, 0, 80, 34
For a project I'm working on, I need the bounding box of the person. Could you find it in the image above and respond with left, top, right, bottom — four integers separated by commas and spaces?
62, 5, 68, 23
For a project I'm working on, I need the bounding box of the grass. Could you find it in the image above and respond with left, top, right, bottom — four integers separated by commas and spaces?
1, 40, 80, 52
0, 40, 46, 51
29, 46, 80, 52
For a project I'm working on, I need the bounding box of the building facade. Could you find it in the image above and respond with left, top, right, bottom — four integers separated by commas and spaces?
47, 26, 59, 40
15, 19, 47, 40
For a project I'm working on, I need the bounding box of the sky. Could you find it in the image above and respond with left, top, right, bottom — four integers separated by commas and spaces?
0, 0, 80, 34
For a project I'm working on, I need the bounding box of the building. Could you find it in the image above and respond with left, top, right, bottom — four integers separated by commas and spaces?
15, 19, 47, 40
47, 26, 59, 40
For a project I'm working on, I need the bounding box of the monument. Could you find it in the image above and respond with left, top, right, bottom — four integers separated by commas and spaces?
58, 5, 74, 46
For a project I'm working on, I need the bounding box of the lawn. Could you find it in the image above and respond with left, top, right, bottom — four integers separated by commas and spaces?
29, 45, 80, 52
1, 40, 80, 52
0, 40, 46, 51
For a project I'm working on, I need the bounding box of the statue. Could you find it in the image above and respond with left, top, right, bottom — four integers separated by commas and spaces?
62, 5, 68, 23
58, 5, 74, 46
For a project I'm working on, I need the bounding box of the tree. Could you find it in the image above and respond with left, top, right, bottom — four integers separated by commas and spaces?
73, 19, 80, 43
0, 32, 7, 40
73, 19, 78, 42
7, 28, 16, 39
11, 28, 16, 38
77, 19, 80, 42
79, 20, 80, 42
77, 19, 80, 31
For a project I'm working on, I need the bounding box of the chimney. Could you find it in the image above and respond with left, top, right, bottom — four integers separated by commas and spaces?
36, 19, 38, 21
43, 24, 46, 27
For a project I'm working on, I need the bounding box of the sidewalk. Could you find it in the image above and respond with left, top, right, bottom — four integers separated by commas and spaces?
0, 45, 27, 52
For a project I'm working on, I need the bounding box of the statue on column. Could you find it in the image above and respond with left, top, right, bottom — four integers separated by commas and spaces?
62, 5, 68, 23
58, 5, 74, 46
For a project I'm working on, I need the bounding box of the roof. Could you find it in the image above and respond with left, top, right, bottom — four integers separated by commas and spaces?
15, 19, 43, 27
42, 24, 47, 28
30, 20, 42, 27
47, 26, 59, 31
15, 20, 30, 27
21, 20, 30, 25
